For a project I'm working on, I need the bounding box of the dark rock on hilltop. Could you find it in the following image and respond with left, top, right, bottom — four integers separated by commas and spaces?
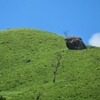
65, 36, 87, 50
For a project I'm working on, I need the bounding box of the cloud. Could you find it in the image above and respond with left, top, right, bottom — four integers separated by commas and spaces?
89, 33, 100, 47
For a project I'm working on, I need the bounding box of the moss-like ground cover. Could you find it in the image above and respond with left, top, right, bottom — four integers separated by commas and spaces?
0, 28, 100, 100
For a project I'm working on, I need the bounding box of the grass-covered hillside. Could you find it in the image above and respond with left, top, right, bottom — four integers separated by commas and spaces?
0, 28, 100, 100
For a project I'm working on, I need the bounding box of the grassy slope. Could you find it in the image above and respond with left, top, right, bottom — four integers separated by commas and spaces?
0, 28, 100, 100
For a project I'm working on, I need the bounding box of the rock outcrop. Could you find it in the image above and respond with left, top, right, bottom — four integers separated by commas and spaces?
65, 36, 87, 50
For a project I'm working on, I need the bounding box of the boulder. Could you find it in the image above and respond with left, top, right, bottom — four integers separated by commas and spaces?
65, 36, 87, 50
26, 59, 31, 63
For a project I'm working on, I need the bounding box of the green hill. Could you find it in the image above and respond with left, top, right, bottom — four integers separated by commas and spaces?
0, 28, 100, 100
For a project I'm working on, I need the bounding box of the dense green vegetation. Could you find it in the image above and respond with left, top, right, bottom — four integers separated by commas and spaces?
0, 28, 100, 100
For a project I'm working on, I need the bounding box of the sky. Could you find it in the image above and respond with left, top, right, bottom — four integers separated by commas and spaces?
0, 0, 100, 46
